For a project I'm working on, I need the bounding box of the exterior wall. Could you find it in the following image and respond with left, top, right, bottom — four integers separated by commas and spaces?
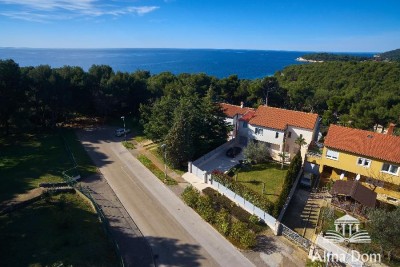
286, 126, 315, 161
318, 146, 400, 200
244, 123, 284, 160
225, 115, 242, 139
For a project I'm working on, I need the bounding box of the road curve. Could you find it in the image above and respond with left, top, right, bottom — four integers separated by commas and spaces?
77, 127, 254, 267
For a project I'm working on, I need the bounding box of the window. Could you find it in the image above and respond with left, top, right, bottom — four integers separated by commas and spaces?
287, 131, 292, 138
255, 128, 263, 135
243, 122, 248, 128
275, 132, 279, 138
326, 149, 339, 160
357, 157, 371, 168
381, 163, 399, 175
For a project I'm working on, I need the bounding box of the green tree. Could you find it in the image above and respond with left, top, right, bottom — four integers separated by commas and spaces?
295, 134, 307, 152
367, 207, 400, 262
0, 59, 22, 135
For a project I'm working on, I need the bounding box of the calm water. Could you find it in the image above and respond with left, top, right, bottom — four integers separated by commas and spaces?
0, 48, 374, 79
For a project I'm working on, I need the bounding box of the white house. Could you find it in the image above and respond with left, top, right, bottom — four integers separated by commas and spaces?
220, 102, 255, 139
221, 103, 320, 162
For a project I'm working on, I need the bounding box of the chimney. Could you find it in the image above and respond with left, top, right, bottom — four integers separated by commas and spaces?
240, 101, 244, 108
387, 123, 396, 135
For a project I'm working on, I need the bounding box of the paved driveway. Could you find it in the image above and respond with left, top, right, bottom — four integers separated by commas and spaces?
199, 148, 244, 173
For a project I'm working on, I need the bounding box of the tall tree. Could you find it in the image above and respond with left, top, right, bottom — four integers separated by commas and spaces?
0, 59, 22, 135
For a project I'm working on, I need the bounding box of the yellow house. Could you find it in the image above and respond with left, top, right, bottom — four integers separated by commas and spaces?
306, 124, 400, 205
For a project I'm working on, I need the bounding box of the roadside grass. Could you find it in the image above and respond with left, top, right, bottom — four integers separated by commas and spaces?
0, 192, 118, 267
149, 147, 186, 176
0, 133, 71, 202
122, 140, 136, 150
137, 154, 178, 185
236, 162, 287, 203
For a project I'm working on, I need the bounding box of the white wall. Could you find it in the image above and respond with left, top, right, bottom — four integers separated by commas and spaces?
286, 126, 315, 161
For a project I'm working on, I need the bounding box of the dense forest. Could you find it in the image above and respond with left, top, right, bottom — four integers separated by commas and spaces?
300, 52, 371, 62
377, 48, 400, 61
276, 61, 400, 131
1, 59, 400, 139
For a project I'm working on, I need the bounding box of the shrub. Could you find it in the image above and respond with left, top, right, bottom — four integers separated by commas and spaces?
215, 209, 231, 235
243, 141, 271, 163
181, 186, 200, 208
197, 195, 216, 223
230, 221, 247, 242
249, 214, 259, 225
240, 230, 257, 249
273, 150, 302, 217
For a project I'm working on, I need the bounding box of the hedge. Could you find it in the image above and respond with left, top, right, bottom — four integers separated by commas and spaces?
273, 150, 302, 217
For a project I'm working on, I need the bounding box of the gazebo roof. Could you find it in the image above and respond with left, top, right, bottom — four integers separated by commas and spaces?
331, 180, 377, 208
335, 214, 360, 224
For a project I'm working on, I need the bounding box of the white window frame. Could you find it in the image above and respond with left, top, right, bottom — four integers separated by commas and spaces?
255, 127, 263, 135
381, 163, 399, 175
275, 132, 279, 138
357, 157, 371, 168
326, 149, 339, 160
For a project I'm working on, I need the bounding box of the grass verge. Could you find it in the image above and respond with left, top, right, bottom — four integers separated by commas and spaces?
137, 154, 178, 185
149, 147, 186, 175
0, 192, 118, 267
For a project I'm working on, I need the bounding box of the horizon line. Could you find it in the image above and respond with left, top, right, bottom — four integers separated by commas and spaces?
0, 46, 381, 54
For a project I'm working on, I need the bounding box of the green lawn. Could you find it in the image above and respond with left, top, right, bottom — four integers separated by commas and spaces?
0, 192, 118, 267
0, 133, 70, 202
236, 162, 288, 202
0, 129, 96, 202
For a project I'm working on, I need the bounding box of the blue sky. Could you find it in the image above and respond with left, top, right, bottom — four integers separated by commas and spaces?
0, 0, 399, 52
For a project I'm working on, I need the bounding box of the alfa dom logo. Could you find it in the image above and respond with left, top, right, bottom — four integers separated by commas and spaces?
325, 214, 371, 244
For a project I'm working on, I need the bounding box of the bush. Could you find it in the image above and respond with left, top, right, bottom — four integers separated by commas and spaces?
243, 141, 271, 163
197, 195, 216, 223
182, 186, 200, 208
273, 150, 302, 217
215, 209, 231, 235
240, 230, 257, 249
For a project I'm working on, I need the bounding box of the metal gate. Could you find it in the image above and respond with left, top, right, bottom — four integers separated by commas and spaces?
281, 224, 312, 251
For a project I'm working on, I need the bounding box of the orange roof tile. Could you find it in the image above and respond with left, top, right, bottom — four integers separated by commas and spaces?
219, 103, 254, 118
239, 110, 256, 122
248, 106, 318, 131
324, 124, 400, 164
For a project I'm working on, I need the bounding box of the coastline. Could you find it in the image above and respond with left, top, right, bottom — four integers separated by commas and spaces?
295, 57, 324, 63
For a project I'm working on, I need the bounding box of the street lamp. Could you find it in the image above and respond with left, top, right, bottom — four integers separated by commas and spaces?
121, 116, 126, 141
160, 144, 167, 181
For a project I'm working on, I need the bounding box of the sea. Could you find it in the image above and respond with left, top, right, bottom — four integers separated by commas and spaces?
0, 48, 375, 79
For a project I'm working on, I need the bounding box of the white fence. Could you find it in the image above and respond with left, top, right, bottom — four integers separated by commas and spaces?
209, 177, 277, 231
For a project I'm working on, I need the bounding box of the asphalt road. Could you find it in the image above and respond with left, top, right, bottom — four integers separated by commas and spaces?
77, 127, 254, 267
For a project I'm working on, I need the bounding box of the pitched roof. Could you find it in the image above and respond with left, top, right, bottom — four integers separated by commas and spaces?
325, 125, 400, 164
219, 103, 254, 118
239, 110, 256, 122
248, 106, 319, 131
331, 180, 377, 208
